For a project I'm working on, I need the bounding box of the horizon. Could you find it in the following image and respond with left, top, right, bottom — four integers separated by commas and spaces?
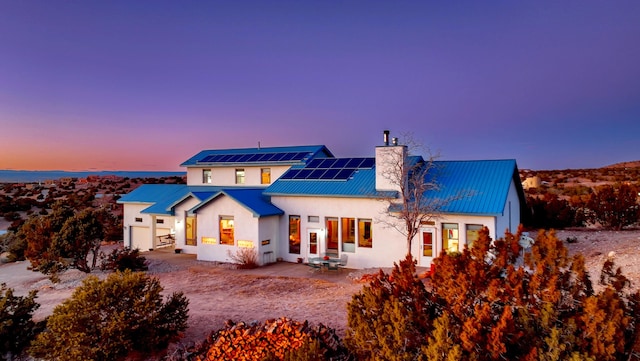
1, 1, 639, 171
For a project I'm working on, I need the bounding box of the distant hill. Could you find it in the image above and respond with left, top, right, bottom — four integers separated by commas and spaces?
0, 170, 185, 183
603, 160, 640, 169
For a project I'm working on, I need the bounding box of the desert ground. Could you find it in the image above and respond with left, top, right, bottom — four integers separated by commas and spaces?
1, 229, 640, 355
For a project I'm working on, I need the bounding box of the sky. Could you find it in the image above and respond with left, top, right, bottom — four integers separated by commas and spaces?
1, 1, 639, 171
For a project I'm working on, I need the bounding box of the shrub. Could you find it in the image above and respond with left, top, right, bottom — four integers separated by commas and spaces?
227, 247, 259, 269
346, 228, 640, 360
587, 184, 639, 229
186, 317, 349, 361
29, 270, 189, 361
0, 283, 41, 360
100, 247, 148, 272
345, 255, 433, 360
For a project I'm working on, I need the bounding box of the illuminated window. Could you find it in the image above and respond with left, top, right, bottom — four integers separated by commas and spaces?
202, 169, 212, 184
235, 169, 245, 184
358, 219, 373, 248
341, 218, 355, 252
219, 217, 234, 245
326, 217, 338, 253
186, 216, 196, 246
261, 168, 271, 184
288, 215, 301, 254
442, 223, 459, 253
466, 224, 483, 249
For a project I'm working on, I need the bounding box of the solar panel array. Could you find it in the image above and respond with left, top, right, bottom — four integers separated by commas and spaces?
280, 157, 375, 181
197, 152, 310, 164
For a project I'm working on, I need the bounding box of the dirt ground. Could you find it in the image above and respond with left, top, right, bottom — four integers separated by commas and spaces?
2, 229, 640, 354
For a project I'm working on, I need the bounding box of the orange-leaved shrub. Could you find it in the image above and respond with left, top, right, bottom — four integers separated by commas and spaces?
184, 317, 349, 361
346, 227, 640, 361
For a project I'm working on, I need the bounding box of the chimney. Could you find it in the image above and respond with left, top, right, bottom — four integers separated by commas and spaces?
375, 130, 407, 192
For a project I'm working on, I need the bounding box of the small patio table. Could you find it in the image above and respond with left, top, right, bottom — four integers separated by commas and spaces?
308, 257, 340, 271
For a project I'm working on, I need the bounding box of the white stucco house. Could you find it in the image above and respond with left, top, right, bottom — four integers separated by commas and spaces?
118, 132, 526, 269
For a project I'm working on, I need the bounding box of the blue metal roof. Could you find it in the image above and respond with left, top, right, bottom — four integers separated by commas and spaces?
118, 184, 282, 217
266, 158, 521, 215
120, 158, 522, 217
189, 188, 283, 217
180, 145, 333, 167
426, 159, 520, 215
117, 184, 188, 204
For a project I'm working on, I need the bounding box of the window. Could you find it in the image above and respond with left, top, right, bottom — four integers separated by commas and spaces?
442, 223, 459, 253
288, 215, 301, 254
235, 169, 245, 184
156, 219, 164, 224
326, 217, 339, 254
202, 169, 212, 184
341, 218, 355, 252
219, 217, 234, 245
466, 224, 483, 249
261, 168, 271, 184
308, 216, 319, 223
186, 216, 196, 246
358, 219, 373, 248
135, 217, 143, 223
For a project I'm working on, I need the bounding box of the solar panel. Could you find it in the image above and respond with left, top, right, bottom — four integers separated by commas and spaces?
361, 158, 375, 168
279, 169, 299, 179
306, 159, 324, 168
308, 169, 327, 178
335, 168, 356, 180
277, 157, 375, 181
295, 169, 313, 179
345, 158, 364, 168
319, 168, 340, 179
320, 158, 338, 168
294, 152, 309, 160
236, 154, 252, 162
243, 154, 259, 162
333, 158, 349, 168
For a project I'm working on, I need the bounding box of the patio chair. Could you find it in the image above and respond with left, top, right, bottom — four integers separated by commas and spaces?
307, 259, 322, 272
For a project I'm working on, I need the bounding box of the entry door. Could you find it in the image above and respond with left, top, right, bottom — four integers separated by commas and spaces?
307, 229, 321, 257
419, 228, 435, 266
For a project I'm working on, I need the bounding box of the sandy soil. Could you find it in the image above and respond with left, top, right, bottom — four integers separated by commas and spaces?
2, 229, 640, 355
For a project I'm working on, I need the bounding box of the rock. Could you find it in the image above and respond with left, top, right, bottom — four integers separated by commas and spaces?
0, 252, 11, 264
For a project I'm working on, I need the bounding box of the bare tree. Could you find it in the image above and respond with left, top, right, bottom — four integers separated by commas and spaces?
377, 133, 465, 257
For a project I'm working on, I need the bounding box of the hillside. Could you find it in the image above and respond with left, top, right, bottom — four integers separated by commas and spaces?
604, 160, 640, 169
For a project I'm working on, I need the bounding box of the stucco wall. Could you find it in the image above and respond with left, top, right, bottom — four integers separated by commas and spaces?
186, 165, 292, 186
192, 195, 260, 264
122, 203, 153, 249
495, 179, 522, 236
270, 195, 502, 269
173, 197, 202, 254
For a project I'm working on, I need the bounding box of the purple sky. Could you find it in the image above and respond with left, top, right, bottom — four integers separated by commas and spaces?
1, 1, 639, 171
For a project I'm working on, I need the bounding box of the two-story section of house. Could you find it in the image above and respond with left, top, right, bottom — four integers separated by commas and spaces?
118, 133, 526, 269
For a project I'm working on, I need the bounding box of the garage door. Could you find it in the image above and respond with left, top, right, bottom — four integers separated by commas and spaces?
130, 226, 151, 250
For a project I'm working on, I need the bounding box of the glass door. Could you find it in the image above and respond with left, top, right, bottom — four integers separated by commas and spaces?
307, 229, 320, 257
420, 228, 435, 266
